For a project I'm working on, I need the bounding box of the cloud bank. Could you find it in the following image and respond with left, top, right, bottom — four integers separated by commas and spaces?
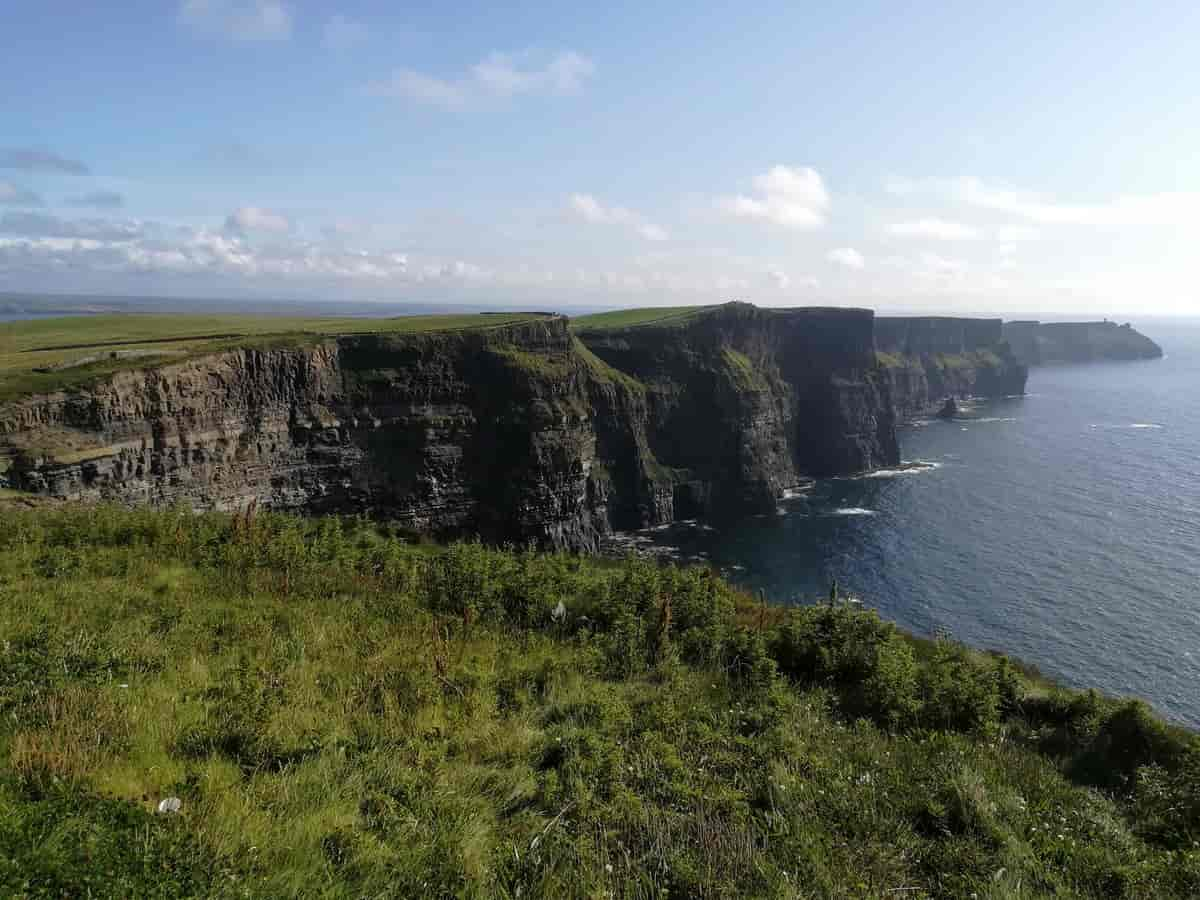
368, 51, 595, 109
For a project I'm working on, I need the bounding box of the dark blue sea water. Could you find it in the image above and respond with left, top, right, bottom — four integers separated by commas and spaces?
627, 319, 1200, 728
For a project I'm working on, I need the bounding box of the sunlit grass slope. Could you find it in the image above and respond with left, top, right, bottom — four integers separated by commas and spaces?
570, 305, 710, 332
2, 505, 1199, 898
0, 312, 549, 403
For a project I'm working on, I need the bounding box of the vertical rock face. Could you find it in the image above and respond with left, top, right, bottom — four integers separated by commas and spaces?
577, 303, 898, 525
874, 316, 1028, 419
0, 304, 1023, 550
0, 318, 613, 550
1003, 320, 1163, 365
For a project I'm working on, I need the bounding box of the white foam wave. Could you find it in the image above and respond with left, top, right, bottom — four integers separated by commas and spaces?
860, 461, 941, 479
1090, 423, 1165, 430
780, 485, 813, 499
830, 507, 877, 517
971, 417, 1017, 424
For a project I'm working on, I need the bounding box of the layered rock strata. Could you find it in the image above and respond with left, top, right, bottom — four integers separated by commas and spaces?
0, 305, 1028, 549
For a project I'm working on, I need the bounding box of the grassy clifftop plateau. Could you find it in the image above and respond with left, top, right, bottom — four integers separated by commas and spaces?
2, 504, 1198, 898
0, 312, 551, 403
569, 305, 708, 333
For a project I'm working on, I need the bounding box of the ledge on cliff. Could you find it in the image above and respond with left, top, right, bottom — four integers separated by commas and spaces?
1003, 319, 1164, 365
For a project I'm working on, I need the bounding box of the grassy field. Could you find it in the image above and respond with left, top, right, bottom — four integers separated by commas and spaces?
0, 312, 548, 404
1, 504, 1199, 898
570, 305, 710, 332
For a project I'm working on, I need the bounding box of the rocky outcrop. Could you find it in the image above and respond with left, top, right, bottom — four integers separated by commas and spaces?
0, 304, 1026, 550
1003, 320, 1163, 365
874, 316, 1028, 419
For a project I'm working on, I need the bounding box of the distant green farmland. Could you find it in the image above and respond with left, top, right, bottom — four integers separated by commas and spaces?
0, 312, 548, 403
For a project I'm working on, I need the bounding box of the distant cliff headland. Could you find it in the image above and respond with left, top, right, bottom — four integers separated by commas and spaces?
0, 303, 1158, 549
1004, 319, 1164, 365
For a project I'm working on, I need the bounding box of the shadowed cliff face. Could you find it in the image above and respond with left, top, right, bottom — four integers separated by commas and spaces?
874, 316, 1029, 419
0, 305, 1024, 550
1003, 320, 1163, 365
578, 304, 898, 520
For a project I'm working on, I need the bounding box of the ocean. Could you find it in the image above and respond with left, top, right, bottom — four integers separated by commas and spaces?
623, 318, 1200, 728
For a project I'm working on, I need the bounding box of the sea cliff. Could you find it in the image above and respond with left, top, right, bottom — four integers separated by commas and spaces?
874, 316, 1029, 419
1004, 320, 1164, 365
0, 304, 1027, 548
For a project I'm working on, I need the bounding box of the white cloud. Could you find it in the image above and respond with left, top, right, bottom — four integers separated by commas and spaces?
224, 206, 290, 234
885, 218, 981, 241
427, 260, 488, 280
893, 174, 1200, 228
879, 252, 969, 278
917, 252, 968, 276
718, 165, 829, 229
369, 70, 467, 109
883, 176, 919, 196
472, 51, 594, 96
368, 50, 595, 109
957, 176, 1200, 226
636, 223, 669, 242
994, 225, 1040, 241
765, 267, 790, 289
568, 194, 668, 242
322, 15, 367, 51
827, 247, 864, 269
0, 211, 143, 240
179, 1, 292, 42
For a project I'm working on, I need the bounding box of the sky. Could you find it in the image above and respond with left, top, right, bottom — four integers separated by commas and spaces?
2, 1, 1199, 316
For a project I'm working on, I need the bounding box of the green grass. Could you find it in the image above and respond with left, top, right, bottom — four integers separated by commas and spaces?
874, 350, 918, 369
572, 337, 647, 394
719, 348, 769, 392
1, 504, 1199, 897
0, 312, 550, 404
570, 305, 710, 332
931, 349, 1004, 371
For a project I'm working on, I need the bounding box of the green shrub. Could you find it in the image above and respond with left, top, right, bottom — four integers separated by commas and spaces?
1072, 700, 1196, 789
769, 606, 920, 728
916, 641, 1000, 734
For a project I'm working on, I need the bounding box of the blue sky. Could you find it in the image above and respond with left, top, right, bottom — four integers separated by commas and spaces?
2, 1, 1199, 314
